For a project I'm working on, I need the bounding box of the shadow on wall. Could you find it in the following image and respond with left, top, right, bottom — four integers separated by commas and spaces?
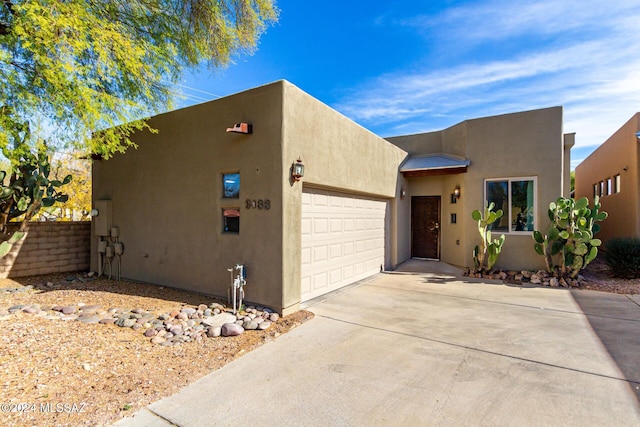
0, 222, 90, 278
570, 290, 640, 405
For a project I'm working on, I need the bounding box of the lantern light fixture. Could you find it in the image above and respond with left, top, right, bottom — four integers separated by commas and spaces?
453, 185, 461, 199
292, 158, 305, 182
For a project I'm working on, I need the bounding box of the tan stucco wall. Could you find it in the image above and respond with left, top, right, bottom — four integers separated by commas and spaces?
92, 82, 287, 312
93, 80, 408, 314
279, 81, 408, 313
575, 113, 640, 243
388, 106, 565, 271
563, 133, 575, 198
463, 107, 564, 271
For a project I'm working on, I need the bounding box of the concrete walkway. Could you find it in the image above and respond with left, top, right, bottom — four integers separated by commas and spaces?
114, 261, 640, 426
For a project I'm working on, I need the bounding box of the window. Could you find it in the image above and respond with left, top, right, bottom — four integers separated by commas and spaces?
485, 178, 536, 233
593, 183, 598, 198
614, 174, 621, 193
223, 173, 240, 198
600, 181, 605, 197
222, 208, 240, 233
606, 178, 612, 195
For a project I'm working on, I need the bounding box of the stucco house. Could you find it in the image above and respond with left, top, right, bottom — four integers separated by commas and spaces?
92, 80, 573, 314
575, 113, 640, 244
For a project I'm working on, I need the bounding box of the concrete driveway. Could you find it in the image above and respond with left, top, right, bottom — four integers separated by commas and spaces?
115, 260, 640, 426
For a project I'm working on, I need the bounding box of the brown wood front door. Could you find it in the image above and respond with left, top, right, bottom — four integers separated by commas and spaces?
411, 196, 440, 259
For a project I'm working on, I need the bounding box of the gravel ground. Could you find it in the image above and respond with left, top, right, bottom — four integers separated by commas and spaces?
0, 275, 313, 427
579, 257, 640, 294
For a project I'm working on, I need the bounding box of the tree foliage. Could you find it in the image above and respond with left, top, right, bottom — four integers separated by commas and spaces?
0, 0, 278, 159
35, 153, 91, 221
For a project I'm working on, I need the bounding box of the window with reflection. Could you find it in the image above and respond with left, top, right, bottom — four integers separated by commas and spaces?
486, 180, 508, 232
485, 178, 536, 233
223, 173, 240, 198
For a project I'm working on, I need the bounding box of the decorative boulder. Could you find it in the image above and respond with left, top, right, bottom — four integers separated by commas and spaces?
221, 323, 244, 337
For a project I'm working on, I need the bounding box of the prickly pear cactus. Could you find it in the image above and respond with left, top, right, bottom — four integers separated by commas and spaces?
472, 202, 506, 273
533, 196, 607, 278
0, 231, 25, 257
0, 140, 71, 257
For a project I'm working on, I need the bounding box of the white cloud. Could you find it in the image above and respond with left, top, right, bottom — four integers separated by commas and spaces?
403, 0, 639, 46
336, 0, 640, 150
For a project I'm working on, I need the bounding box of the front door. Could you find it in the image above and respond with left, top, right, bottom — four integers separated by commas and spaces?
411, 196, 440, 259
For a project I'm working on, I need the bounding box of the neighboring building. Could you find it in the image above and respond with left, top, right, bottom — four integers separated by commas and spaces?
92, 80, 573, 314
575, 113, 640, 244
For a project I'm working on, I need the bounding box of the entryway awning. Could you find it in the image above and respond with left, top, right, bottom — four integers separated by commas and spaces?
400, 154, 470, 177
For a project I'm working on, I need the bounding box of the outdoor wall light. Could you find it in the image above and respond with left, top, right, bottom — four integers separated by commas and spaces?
226, 122, 253, 134
90, 209, 99, 217
292, 158, 305, 182
453, 185, 461, 199
400, 188, 406, 199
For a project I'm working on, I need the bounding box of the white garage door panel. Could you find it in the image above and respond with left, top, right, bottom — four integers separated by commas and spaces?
301, 188, 387, 302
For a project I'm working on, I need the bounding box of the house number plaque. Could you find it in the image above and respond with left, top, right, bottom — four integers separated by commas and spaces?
246, 199, 271, 210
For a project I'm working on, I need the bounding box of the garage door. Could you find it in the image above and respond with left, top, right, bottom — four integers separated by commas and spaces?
301, 187, 387, 302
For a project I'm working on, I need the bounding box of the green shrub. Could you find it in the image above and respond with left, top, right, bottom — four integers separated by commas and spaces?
605, 237, 640, 279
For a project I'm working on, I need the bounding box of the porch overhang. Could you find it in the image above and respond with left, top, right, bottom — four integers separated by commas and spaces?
400, 154, 470, 177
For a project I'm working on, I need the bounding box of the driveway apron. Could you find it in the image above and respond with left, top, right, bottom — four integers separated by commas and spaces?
114, 261, 640, 426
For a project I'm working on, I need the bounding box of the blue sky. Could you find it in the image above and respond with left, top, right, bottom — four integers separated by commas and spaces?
176, 0, 640, 169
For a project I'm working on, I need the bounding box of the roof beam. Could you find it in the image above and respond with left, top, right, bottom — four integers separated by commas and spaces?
402, 166, 468, 177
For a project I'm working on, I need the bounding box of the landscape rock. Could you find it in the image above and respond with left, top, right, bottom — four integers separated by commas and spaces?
116, 318, 137, 328
258, 321, 272, 330
207, 326, 222, 337
221, 323, 244, 337
2, 296, 282, 346
79, 315, 101, 325
144, 328, 157, 337
201, 312, 237, 328
169, 325, 183, 336
9, 305, 25, 312
463, 267, 592, 291
81, 305, 102, 313
62, 306, 77, 315
243, 320, 258, 330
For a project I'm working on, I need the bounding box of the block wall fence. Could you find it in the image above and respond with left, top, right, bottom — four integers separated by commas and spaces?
0, 222, 91, 278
